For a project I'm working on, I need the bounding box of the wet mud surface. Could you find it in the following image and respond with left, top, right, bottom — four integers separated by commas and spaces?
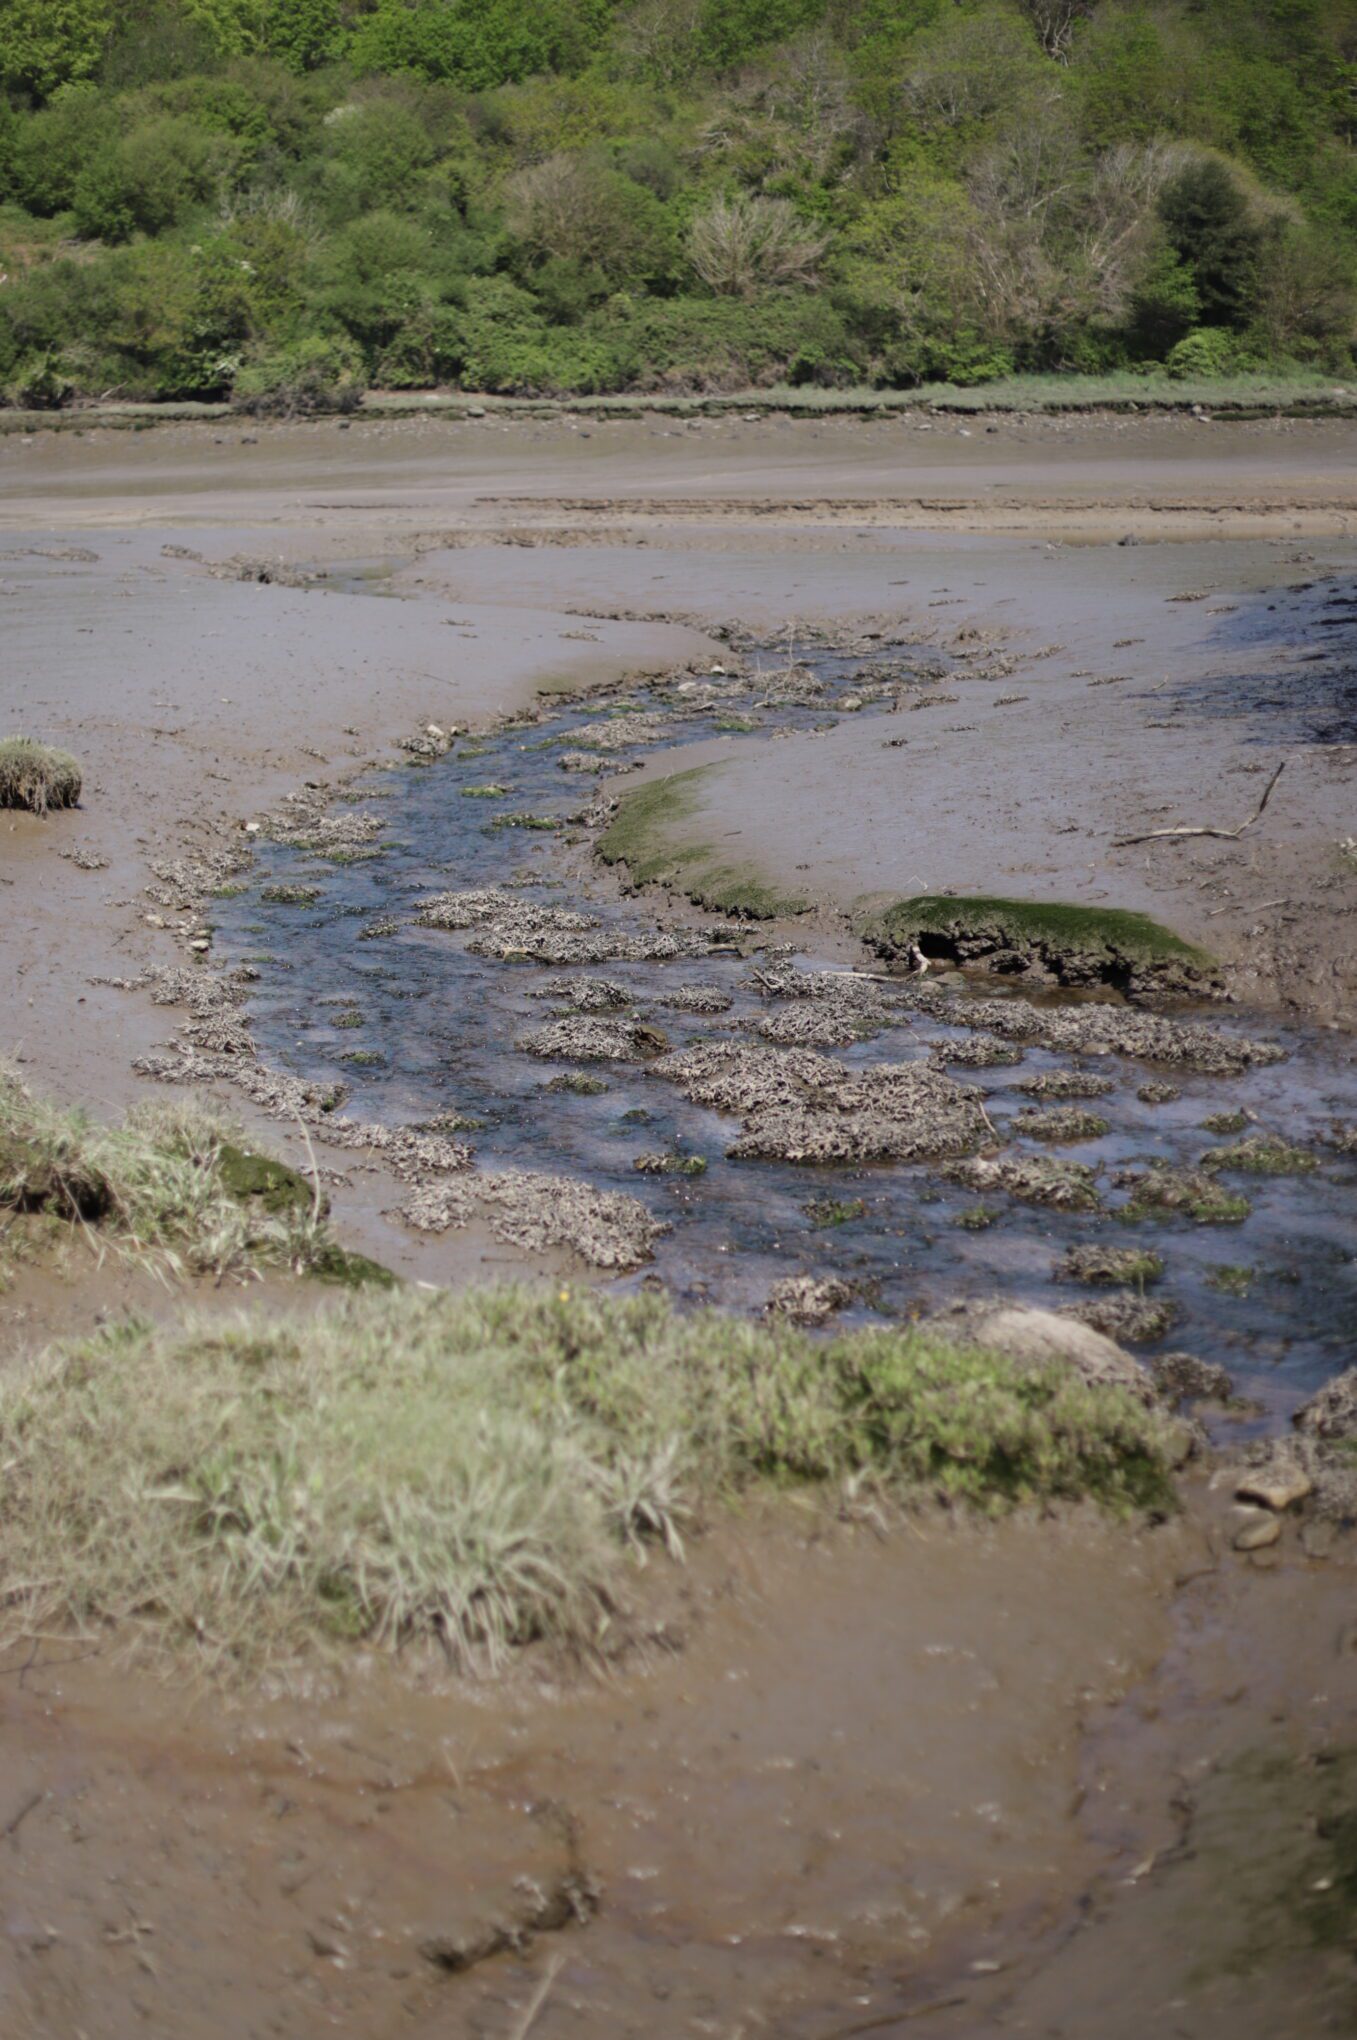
202, 626, 1357, 1423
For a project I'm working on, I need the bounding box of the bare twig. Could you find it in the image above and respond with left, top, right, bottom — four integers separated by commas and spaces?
507, 1952, 565, 2040
289, 1108, 324, 1226
4, 1789, 45, 1841
1113, 762, 1285, 848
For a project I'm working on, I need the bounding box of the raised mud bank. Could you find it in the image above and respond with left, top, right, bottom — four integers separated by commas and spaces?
860, 894, 1219, 1000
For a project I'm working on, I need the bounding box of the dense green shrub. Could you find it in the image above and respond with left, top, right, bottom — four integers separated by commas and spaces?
231, 332, 365, 413
1164, 326, 1242, 380
72, 114, 232, 240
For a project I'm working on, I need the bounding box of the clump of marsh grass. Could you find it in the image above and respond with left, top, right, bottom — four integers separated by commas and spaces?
0, 1064, 346, 1281
0, 1287, 1178, 1673
0, 737, 82, 814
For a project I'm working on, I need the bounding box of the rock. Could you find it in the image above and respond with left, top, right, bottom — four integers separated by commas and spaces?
1294, 1369, 1357, 1441
1056, 1244, 1164, 1287
1235, 1466, 1313, 1512
1300, 1519, 1338, 1560
1233, 1512, 1282, 1552
936, 1304, 1150, 1400
1065, 1293, 1180, 1345
945, 1153, 1101, 1212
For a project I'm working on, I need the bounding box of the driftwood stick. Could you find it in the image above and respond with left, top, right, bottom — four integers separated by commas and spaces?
508, 1952, 565, 2040
1114, 762, 1284, 848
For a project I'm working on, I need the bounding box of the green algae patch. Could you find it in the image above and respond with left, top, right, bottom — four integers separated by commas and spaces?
859, 894, 1217, 999
217, 1142, 324, 1220
599, 765, 810, 921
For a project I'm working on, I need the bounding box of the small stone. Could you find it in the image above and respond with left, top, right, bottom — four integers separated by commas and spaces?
1301, 1520, 1338, 1561
1235, 1468, 1312, 1513
1233, 1512, 1281, 1552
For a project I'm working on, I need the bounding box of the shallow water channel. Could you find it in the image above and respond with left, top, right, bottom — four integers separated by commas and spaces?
212, 621, 1357, 1423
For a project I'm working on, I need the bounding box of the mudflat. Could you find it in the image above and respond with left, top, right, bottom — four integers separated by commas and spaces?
3, 411, 1356, 2040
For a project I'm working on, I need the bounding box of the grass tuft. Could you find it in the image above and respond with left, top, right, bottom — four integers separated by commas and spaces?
0, 1066, 360, 1282
0, 1287, 1177, 1673
0, 737, 82, 814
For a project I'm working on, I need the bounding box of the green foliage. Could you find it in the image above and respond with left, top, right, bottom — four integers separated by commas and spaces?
1165, 327, 1242, 380
0, 0, 113, 100
348, 0, 613, 92
1159, 158, 1262, 329
230, 332, 366, 414
0, 0, 1349, 402
72, 114, 231, 240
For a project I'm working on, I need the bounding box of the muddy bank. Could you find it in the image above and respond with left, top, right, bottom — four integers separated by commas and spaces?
0, 1498, 1189, 2040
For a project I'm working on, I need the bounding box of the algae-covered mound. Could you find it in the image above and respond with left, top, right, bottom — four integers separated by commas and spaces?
0, 737, 82, 814
653, 1042, 989, 1164
860, 895, 1217, 1001
0, 1288, 1178, 1670
599, 766, 810, 921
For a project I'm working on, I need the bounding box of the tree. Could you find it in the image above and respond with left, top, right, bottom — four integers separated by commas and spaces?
687, 192, 828, 296
265, 0, 344, 72
1019, 0, 1092, 65
1158, 157, 1262, 327
0, 0, 113, 100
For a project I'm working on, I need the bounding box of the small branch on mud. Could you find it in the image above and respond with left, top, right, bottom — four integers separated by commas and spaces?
1206, 896, 1288, 919
1113, 762, 1285, 848
3, 1788, 45, 1842
508, 1952, 566, 2040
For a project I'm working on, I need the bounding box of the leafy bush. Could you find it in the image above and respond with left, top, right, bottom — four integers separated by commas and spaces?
0, 0, 112, 100
231, 332, 365, 413
72, 114, 231, 240
1165, 326, 1242, 380
348, 0, 612, 92
0, 0, 1349, 399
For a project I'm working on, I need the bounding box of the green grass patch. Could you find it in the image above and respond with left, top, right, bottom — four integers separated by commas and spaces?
462, 783, 509, 799
0, 1287, 1177, 1672
0, 738, 82, 815
599, 766, 809, 921
859, 894, 1212, 992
